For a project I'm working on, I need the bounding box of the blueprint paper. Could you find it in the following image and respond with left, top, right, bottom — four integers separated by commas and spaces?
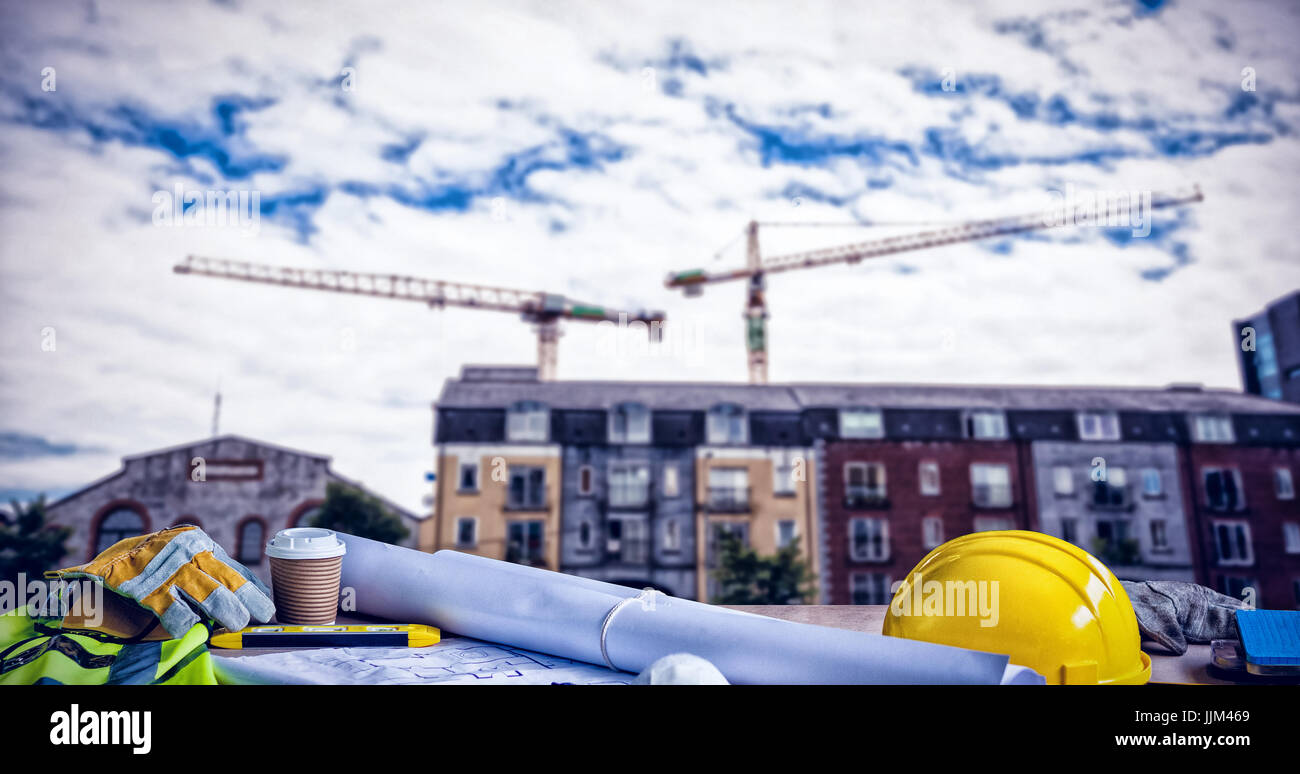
213, 635, 632, 685
337, 534, 1025, 685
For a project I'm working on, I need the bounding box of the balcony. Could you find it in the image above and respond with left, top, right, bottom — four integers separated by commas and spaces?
1090, 482, 1134, 512
707, 486, 751, 513
1092, 537, 1141, 568
504, 498, 548, 512
608, 486, 650, 510
971, 484, 1013, 509
604, 538, 650, 565
843, 488, 890, 510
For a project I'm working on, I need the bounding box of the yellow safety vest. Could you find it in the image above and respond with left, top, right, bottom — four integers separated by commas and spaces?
0, 606, 217, 685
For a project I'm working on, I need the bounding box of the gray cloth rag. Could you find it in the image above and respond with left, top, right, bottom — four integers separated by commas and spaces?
1121, 580, 1244, 656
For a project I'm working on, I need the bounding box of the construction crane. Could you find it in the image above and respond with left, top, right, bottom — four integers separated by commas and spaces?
666, 185, 1205, 384
175, 255, 666, 381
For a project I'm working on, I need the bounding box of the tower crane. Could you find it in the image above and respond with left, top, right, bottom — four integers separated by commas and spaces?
174, 255, 665, 381
666, 185, 1204, 384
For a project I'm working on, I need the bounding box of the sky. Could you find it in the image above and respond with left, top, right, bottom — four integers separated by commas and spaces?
1, 0, 1298, 514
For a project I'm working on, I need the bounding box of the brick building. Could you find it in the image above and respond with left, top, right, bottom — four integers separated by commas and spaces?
430, 367, 1300, 609
45, 434, 422, 585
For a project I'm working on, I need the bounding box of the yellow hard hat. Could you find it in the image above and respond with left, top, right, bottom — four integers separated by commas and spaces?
882, 530, 1151, 685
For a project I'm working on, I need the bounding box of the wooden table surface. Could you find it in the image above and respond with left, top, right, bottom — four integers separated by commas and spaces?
212, 604, 1247, 685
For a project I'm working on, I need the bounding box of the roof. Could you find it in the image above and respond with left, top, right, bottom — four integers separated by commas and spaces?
122, 434, 331, 462
436, 366, 1300, 416
439, 375, 803, 412
48, 434, 416, 517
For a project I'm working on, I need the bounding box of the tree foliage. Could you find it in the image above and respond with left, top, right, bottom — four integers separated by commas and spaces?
0, 495, 72, 582
307, 481, 410, 545
710, 531, 816, 605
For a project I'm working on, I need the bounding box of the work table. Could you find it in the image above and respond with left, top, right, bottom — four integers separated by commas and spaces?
210, 605, 1251, 685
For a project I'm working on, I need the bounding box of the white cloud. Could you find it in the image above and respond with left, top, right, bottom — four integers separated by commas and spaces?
2, 0, 1299, 512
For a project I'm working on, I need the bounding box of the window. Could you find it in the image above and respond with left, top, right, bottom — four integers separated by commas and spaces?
964, 410, 1007, 440
1052, 466, 1074, 496
507, 466, 547, 510
776, 520, 797, 549
1283, 523, 1300, 554
707, 467, 750, 512
772, 450, 798, 496
608, 463, 649, 508
455, 517, 478, 548
94, 508, 146, 554
919, 461, 941, 496
578, 465, 594, 496
458, 461, 479, 492
1150, 519, 1169, 550
1276, 468, 1296, 500
1216, 575, 1254, 601
706, 404, 747, 444
849, 518, 889, 561
1061, 517, 1078, 545
578, 521, 593, 550
1141, 468, 1163, 498
1092, 467, 1129, 509
1077, 412, 1120, 441
506, 401, 549, 442
506, 521, 544, 565
971, 463, 1012, 508
662, 519, 681, 552
1204, 468, 1245, 512
839, 408, 884, 439
1192, 415, 1235, 444
608, 402, 650, 444
922, 516, 944, 550
236, 518, 265, 565
1212, 521, 1253, 566
844, 462, 887, 506
974, 516, 1013, 532
606, 518, 648, 564
662, 464, 679, 498
850, 573, 892, 605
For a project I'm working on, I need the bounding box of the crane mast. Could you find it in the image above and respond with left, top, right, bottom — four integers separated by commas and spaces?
668, 185, 1204, 384
175, 255, 665, 381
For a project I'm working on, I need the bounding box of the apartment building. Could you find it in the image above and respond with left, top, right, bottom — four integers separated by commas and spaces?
431, 367, 1300, 609
430, 367, 819, 601
792, 388, 1034, 605
1181, 412, 1300, 608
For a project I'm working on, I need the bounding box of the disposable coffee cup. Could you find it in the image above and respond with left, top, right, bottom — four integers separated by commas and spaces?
265, 528, 347, 626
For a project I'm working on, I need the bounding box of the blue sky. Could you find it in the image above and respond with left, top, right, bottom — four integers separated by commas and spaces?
1, 0, 1298, 512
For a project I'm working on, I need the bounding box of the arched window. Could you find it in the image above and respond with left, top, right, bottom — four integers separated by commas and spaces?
94, 507, 147, 554
236, 517, 267, 565
506, 401, 550, 442
608, 402, 650, 444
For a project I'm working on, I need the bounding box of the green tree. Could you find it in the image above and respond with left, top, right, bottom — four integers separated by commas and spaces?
710, 531, 816, 605
307, 481, 410, 545
0, 495, 72, 583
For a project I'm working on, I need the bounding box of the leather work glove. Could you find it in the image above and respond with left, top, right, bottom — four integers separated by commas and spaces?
1121, 580, 1244, 656
47, 525, 275, 639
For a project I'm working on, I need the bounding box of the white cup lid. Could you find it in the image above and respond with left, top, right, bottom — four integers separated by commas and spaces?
265, 527, 347, 560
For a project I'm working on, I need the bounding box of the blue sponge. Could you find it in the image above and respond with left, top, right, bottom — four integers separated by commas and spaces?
1235, 610, 1300, 666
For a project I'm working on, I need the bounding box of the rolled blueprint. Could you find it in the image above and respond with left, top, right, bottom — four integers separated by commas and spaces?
337, 533, 1028, 685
